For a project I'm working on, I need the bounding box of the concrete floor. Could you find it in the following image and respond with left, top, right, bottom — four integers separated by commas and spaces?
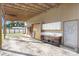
0, 34, 79, 56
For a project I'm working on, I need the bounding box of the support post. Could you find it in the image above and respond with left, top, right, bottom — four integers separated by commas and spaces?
9, 28, 10, 34
14, 29, 15, 33
0, 16, 2, 49
4, 20, 6, 39
0, 4, 2, 49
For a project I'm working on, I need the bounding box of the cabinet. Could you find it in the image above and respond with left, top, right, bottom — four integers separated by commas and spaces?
41, 35, 62, 46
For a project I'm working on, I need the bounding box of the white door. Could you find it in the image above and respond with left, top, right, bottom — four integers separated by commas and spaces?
64, 21, 77, 48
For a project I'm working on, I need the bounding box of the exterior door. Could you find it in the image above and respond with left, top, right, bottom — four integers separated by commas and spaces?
32, 23, 41, 40
64, 21, 77, 48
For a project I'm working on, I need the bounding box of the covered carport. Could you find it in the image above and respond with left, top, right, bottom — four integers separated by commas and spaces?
0, 3, 59, 51
0, 3, 79, 56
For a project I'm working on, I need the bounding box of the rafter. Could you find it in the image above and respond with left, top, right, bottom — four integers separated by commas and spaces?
1, 3, 60, 21
3, 4, 39, 14
15, 3, 44, 12
23, 3, 46, 11
7, 3, 44, 14
4, 6, 35, 16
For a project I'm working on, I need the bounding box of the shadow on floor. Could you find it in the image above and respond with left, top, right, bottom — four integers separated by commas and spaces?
5, 38, 44, 44
17, 40, 43, 43
0, 48, 35, 56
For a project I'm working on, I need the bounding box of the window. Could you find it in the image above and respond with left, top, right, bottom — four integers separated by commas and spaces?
42, 22, 62, 36
42, 22, 61, 30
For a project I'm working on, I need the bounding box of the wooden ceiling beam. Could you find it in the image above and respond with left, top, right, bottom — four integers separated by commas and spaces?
4, 6, 35, 16
15, 3, 45, 13
3, 6, 44, 21
3, 5, 48, 14
4, 12, 38, 21
11, 3, 52, 15
4, 8, 41, 20
44, 3, 56, 8
5, 3, 43, 14
5, 13, 35, 21
22, 3, 46, 11
23, 3, 53, 16
32, 3, 50, 10
3, 4, 39, 14
37, 3, 51, 9
49, 3, 60, 8
5, 15, 22, 21
2, 3, 60, 21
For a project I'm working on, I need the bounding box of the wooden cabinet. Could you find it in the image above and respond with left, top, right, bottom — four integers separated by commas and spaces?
41, 35, 62, 46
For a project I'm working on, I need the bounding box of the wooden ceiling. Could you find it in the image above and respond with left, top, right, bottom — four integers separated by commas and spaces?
2, 3, 60, 21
